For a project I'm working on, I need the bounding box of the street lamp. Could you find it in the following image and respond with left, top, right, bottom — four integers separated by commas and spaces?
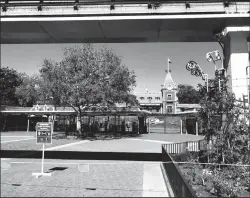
206, 50, 222, 72
186, 60, 210, 141
202, 73, 209, 92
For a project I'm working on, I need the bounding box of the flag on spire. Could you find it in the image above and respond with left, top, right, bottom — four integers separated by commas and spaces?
166, 57, 172, 73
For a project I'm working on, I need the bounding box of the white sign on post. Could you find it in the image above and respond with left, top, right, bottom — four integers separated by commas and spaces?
32, 122, 53, 178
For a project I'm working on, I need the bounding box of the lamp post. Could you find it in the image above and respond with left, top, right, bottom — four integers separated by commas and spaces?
202, 74, 209, 92
206, 50, 222, 72
186, 60, 208, 137
206, 50, 225, 93
186, 60, 208, 92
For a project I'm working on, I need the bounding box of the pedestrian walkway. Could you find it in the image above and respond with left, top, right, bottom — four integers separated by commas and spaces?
1, 158, 172, 197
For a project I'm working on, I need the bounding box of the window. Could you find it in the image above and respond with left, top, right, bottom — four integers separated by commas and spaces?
167, 94, 172, 100
167, 106, 172, 113
139, 97, 145, 100
155, 97, 160, 100
147, 97, 152, 100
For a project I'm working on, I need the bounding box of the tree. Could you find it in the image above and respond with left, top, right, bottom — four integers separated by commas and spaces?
176, 84, 203, 104
39, 44, 137, 136
15, 73, 41, 106
0, 67, 22, 107
198, 75, 249, 164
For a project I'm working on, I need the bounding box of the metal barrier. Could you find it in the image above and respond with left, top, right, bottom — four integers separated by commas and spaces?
161, 146, 197, 197
1, 0, 248, 6
163, 139, 206, 154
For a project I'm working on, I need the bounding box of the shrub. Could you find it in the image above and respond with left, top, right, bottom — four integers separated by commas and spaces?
203, 167, 247, 197
171, 151, 191, 162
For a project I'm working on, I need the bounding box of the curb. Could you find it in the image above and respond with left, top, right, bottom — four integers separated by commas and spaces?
160, 163, 175, 197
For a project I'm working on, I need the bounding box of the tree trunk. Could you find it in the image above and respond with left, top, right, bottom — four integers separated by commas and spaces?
77, 106, 82, 137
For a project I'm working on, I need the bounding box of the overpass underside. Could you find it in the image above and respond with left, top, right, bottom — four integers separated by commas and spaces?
1, 0, 250, 43
1, 0, 250, 100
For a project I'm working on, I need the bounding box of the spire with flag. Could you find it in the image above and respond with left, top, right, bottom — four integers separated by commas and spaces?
166, 57, 172, 73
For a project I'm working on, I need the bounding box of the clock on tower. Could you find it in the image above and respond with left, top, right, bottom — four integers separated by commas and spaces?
167, 84, 172, 90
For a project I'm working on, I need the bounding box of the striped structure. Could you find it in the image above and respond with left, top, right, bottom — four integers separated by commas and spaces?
163, 139, 206, 154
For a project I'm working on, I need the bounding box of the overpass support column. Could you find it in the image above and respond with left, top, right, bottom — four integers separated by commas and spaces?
223, 27, 250, 101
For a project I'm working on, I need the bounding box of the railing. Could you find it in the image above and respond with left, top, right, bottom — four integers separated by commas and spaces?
163, 139, 206, 154
161, 145, 197, 197
1, 0, 249, 7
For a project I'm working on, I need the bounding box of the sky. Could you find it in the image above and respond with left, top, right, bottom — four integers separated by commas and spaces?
1, 42, 222, 93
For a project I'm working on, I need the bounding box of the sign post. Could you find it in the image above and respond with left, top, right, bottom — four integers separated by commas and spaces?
32, 122, 52, 178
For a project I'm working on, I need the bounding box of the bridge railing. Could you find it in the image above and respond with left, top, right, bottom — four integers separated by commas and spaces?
1, 0, 249, 7
163, 139, 206, 154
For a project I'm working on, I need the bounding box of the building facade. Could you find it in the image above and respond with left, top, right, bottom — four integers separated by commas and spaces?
135, 67, 200, 114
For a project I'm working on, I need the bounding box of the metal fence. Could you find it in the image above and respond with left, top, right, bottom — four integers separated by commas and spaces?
161, 146, 197, 197
163, 139, 206, 154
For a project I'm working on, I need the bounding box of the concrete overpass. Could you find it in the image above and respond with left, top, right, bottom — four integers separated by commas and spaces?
1, 0, 250, 100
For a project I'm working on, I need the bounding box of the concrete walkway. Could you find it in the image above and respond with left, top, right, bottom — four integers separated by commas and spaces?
142, 163, 170, 197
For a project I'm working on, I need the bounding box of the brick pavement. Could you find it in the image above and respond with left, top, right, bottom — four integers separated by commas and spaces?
1, 159, 170, 197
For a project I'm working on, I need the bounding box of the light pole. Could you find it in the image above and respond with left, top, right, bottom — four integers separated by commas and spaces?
206, 50, 222, 72
206, 50, 225, 93
186, 60, 208, 91
202, 73, 209, 92
186, 60, 208, 137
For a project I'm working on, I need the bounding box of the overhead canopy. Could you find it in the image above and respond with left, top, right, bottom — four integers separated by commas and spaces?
0, 105, 152, 116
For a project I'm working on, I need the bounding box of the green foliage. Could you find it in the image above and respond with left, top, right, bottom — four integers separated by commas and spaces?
171, 151, 191, 162
37, 44, 138, 135
197, 75, 249, 164
38, 44, 137, 109
176, 84, 203, 104
15, 73, 40, 106
202, 166, 249, 197
0, 67, 22, 106
171, 151, 199, 162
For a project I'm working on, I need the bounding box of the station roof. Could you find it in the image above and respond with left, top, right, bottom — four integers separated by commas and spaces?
0, 105, 152, 116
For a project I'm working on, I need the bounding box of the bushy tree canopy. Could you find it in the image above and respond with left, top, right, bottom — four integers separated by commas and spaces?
15, 73, 40, 106
177, 84, 203, 104
0, 67, 22, 106
39, 44, 137, 108
38, 44, 138, 135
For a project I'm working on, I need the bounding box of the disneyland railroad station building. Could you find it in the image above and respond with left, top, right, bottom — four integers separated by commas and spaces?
136, 68, 200, 114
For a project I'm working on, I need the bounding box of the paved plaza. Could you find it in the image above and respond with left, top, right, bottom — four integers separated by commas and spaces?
1, 158, 171, 197
1, 132, 204, 153
1, 131, 202, 197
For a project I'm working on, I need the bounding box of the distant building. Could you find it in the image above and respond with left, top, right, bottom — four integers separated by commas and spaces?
135, 65, 200, 114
